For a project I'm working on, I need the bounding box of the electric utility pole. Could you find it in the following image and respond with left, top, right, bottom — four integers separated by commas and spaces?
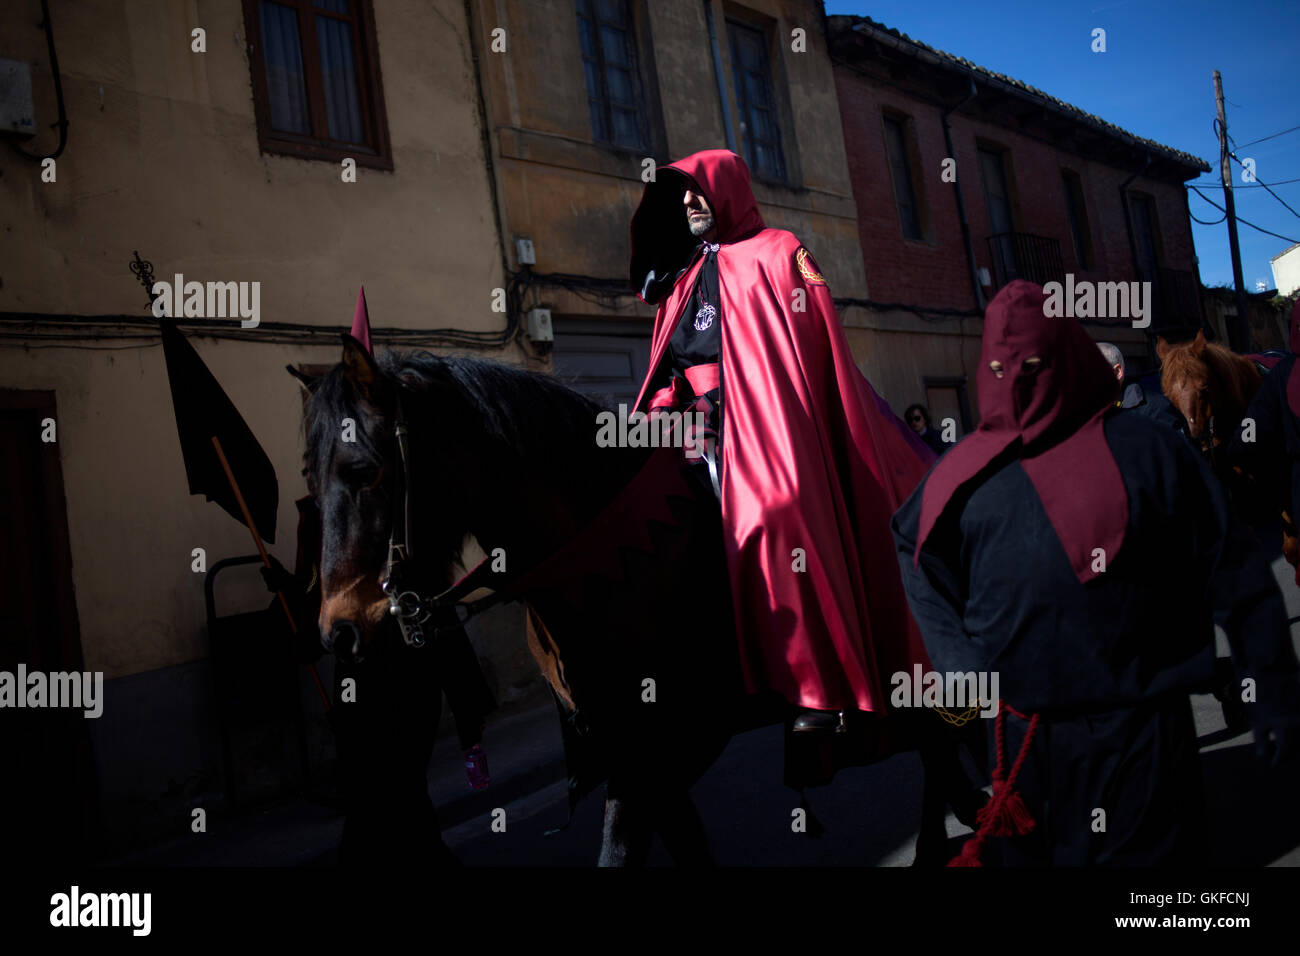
1214, 70, 1252, 351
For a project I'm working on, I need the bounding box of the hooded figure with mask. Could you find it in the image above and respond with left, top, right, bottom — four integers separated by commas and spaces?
629, 149, 935, 732
892, 280, 1252, 865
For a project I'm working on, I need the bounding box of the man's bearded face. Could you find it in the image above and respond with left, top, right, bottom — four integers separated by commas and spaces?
684, 188, 716, 239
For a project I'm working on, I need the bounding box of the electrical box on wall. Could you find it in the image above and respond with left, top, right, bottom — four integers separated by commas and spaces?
0, 58, 35, 137
526, 308, 553, 342
516, 237, 535, 266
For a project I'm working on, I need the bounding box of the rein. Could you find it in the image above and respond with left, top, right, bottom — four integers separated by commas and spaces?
380, 391, 514, 647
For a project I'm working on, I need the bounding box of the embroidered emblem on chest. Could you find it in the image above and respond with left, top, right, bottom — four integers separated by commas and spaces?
694, 302, 716, 331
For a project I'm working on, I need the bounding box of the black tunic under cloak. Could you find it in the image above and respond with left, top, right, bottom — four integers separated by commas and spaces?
668, 244, 721, 373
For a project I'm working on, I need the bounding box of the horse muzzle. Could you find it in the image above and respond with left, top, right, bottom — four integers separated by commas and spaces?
324, 619, 365, 664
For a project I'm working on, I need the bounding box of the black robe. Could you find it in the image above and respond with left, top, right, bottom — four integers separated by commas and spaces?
892, 409, 1240, 864
1228, 355, 1300, 527
1118, 379, 1183, 433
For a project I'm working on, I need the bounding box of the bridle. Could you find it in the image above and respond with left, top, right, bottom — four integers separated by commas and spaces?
1191, 383, 1219, 466
379, 391, 428, 646
379, 391, 511, 648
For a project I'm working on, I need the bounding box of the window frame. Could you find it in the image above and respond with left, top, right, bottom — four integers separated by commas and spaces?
575, 0, 649, 152
241, 0, 393, 170
1128, 191, 1165, 277
882, 111, 929, 243
726, 17, 787, 185
1061, 168, 1094, 270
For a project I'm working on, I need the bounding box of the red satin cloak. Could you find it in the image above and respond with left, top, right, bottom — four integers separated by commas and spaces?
631, 151, 933, 712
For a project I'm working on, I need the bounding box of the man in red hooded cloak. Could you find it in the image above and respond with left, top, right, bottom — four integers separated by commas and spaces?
629, 149, 935, 730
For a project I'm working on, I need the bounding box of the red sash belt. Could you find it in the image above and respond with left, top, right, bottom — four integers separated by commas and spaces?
648, 362, 719, 411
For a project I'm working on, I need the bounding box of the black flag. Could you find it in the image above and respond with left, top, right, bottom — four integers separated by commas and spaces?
159, 320, 278, 543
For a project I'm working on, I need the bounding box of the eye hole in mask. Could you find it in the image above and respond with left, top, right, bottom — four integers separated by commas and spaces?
989, 360, 1005, 379
1021, 356, 1043, 375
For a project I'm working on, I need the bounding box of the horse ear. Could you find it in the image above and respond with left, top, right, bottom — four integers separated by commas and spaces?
341, 333, 385, 405
1191, 330, 1208, 354
285, 364, 320, 394
1155, 336, 1171, 361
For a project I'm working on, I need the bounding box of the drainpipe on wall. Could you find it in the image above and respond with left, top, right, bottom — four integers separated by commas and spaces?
704, 0, 738, 153
940, 76, 982, 313
464, 0, 514, 328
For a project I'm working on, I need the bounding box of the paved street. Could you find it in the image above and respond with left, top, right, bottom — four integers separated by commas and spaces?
443, 693, 1300, 867
442, 554, 1300, 867
109, 555, 1300, 869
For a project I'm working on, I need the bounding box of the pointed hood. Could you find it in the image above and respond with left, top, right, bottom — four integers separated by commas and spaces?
915, 280, 1128, 583
629, 149, 765, 303
977, 280, 1120, 449
351, 286, 373, 355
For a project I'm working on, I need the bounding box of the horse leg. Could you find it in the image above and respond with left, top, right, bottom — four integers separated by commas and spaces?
597, 785, 653, 867
654, 790, 714, 867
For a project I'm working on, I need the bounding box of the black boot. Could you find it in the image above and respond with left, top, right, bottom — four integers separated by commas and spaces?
793, 709, 848, 734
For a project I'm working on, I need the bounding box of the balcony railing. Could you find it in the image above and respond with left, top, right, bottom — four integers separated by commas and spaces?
986, 232, 1065, 291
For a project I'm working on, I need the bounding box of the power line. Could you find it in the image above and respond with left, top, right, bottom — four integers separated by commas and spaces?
1227, 149, 1300, 220
1234, 124, 1300, 149
1188, 176, 1300, 189
1188, 186, 1300, 244
1187, 205, 1227, 226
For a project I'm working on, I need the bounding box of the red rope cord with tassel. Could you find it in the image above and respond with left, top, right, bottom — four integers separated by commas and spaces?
949, 700, 1040, 867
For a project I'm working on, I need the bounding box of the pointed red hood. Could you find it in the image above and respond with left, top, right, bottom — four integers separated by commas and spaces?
629, 149, 765, 303
916, 280, 1128, 583
351, 286, 373, 355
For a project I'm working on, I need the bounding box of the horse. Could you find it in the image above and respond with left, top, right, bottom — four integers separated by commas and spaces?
1156, 330, 1262, 454
1155, 330, 1299, 731
299, 335, 985, 866
1153, 329, 1293, 542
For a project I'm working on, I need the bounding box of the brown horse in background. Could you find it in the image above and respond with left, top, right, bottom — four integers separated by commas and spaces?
1156, 329, 1300, 567
1156, 330, 1262, 452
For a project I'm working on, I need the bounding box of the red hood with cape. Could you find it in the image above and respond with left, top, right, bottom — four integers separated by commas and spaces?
915, 280, 1128, 583
629, 149, 934, 712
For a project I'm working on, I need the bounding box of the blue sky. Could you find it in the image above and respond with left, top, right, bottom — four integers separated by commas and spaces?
823, 0, 1300, 291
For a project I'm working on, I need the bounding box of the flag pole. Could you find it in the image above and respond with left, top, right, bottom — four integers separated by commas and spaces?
211, 435, 331, 712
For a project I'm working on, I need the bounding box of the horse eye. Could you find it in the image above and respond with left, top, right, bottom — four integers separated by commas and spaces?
344, 463, 381, 487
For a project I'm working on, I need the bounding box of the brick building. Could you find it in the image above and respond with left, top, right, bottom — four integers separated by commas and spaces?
828, 15, 1211, 430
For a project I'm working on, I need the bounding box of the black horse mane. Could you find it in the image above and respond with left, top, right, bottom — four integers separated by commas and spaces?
304, 350, 608, 490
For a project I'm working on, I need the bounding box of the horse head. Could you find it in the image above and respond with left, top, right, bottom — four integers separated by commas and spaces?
1156, 330, 1262, 450
301, 336, 481, 662
1157, 331, 1215, 445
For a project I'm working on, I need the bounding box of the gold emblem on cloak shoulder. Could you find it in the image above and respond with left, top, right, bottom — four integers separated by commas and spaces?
795, 246, 826, 286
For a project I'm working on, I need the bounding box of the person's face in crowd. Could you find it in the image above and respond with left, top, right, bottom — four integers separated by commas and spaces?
908, 409, 928, 435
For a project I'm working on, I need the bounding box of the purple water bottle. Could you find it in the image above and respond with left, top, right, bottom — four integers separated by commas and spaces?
465, 743, 490, 790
